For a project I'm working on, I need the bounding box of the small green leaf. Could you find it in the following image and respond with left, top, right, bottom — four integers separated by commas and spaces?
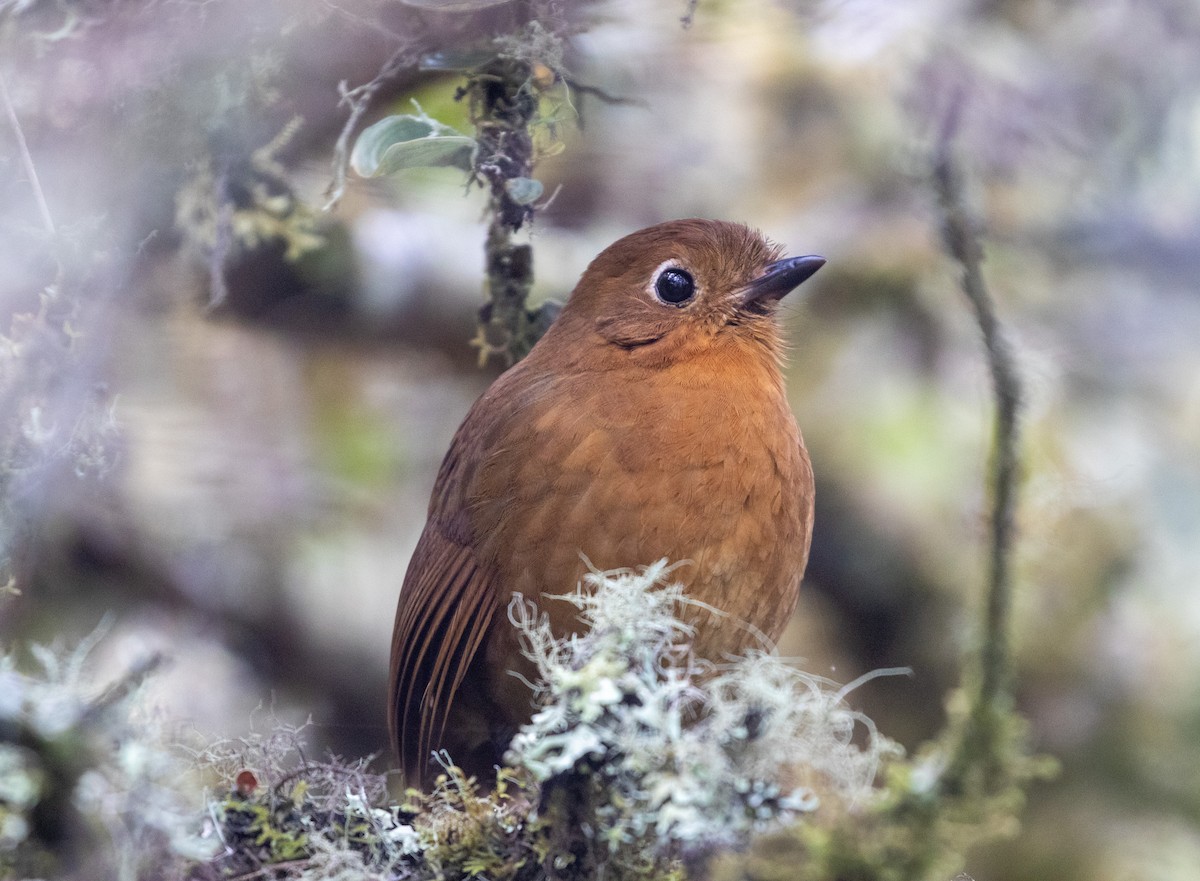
351, 114, 475, 177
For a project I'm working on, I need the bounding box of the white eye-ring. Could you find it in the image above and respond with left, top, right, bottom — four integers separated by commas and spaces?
649, 261, 697, 306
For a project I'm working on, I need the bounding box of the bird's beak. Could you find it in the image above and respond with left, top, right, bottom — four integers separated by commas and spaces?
742, 255, 826, 309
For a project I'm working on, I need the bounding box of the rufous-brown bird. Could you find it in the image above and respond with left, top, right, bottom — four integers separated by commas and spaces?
389, 219, 823, 786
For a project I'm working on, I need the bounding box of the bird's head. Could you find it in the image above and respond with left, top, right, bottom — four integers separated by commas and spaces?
550, 219, 824, 369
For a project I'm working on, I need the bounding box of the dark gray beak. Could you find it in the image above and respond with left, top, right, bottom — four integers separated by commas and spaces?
742, 255, 826, 309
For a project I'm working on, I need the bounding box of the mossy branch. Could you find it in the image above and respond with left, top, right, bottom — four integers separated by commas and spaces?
462, 57, 561, 365
933, 99, 1023, 794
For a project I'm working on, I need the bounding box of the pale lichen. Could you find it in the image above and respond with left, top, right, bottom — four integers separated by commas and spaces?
505, 560, 900, 871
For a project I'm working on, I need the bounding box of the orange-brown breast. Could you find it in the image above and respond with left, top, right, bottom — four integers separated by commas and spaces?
468, 336, 814, 737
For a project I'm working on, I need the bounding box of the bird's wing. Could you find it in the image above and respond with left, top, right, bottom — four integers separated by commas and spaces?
389, 357, 559, 783
388, 522, 499, 783
388, 371, 530, 784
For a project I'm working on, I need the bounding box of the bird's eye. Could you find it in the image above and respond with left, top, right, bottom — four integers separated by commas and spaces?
654, 267, 696, 306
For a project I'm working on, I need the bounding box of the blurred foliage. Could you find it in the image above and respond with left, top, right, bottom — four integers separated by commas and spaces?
0, 625, 208, 879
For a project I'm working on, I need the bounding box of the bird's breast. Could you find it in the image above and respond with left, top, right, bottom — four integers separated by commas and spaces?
473, 354, 814, 658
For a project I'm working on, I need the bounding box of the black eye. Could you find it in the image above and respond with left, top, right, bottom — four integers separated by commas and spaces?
654, 267, 696, 305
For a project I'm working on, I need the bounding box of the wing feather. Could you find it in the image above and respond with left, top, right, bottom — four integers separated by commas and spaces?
388, 526, 498, 784
388, 363, 542, 784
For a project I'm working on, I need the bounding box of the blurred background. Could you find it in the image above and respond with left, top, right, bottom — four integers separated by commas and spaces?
2, 0, 1199, 878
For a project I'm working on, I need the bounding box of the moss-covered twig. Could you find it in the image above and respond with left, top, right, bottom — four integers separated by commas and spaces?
461, 56, 560, 365
932, 96, 1024, 794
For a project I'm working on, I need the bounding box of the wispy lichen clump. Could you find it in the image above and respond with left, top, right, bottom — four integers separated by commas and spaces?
506, 561, 898, 871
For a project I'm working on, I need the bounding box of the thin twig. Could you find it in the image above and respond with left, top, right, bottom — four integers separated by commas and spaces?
0, 67, 56, 236
562, 78, 647, 108
933, 96, 1023, 788
80, 652, 166, 726
322, 44, 415, 212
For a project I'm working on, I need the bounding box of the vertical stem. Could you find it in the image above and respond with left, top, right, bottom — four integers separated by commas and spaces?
933, 110, 1023, 791
466, 58, 547, 365
481, 218, 535, 364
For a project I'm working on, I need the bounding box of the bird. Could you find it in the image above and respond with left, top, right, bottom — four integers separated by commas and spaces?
389, 218, 824, 787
